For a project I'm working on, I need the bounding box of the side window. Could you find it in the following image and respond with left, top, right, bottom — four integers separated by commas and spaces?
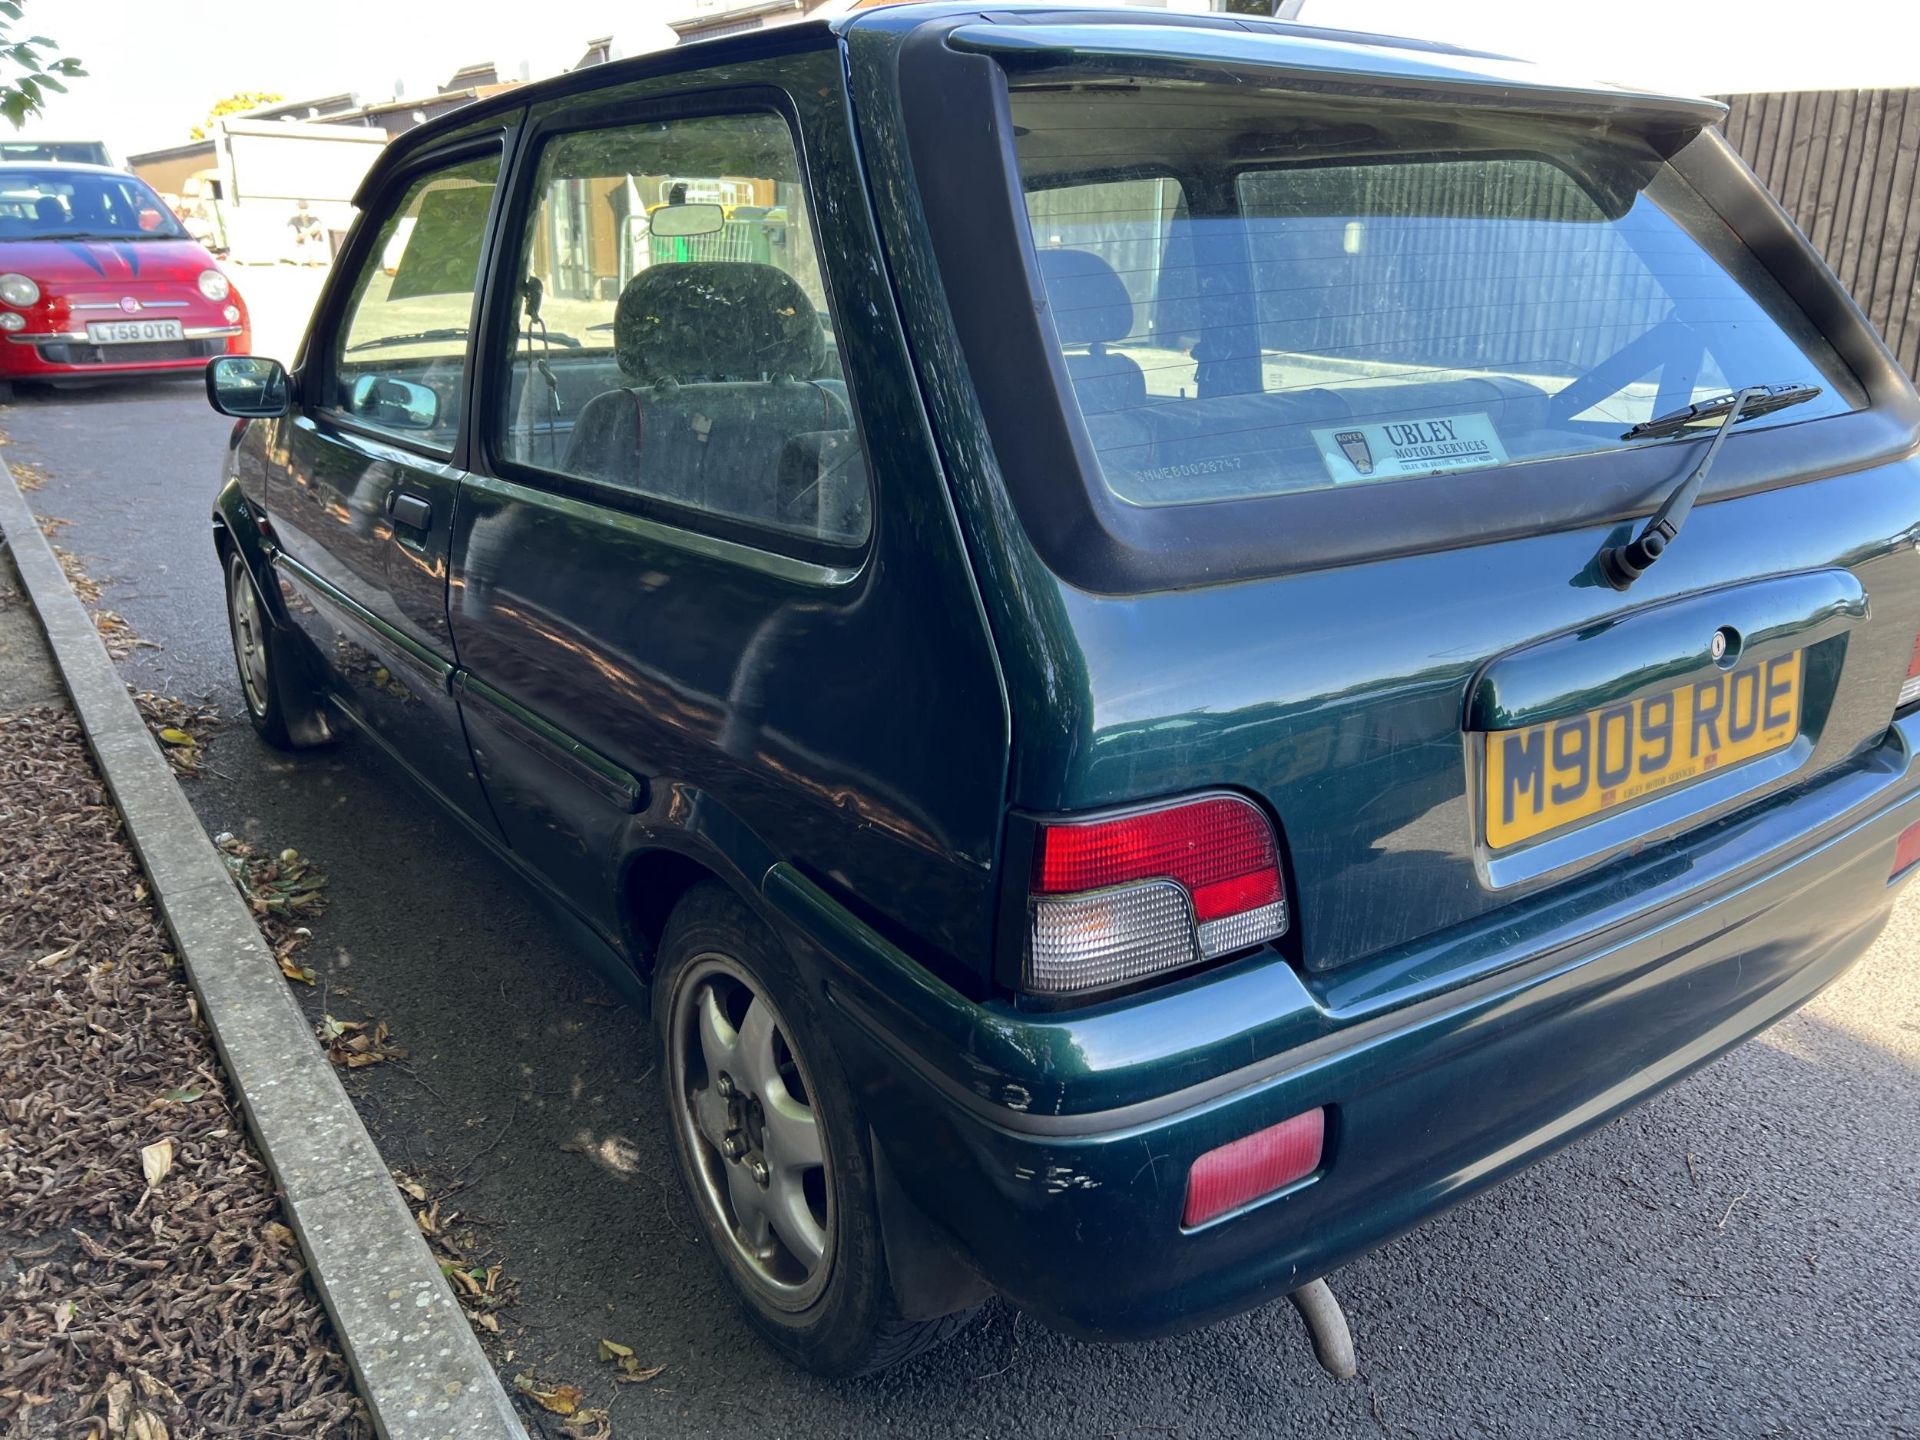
493, 109, 870, 548
327, 153, 500, 452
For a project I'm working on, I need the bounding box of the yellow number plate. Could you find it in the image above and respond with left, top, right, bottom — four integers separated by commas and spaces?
1483, 650, 1803, 851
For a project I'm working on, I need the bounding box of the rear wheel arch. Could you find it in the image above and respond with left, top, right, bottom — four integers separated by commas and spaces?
620, 846, 730, 976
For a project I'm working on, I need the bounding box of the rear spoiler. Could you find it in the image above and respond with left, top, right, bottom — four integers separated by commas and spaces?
946, 19, 1727, 130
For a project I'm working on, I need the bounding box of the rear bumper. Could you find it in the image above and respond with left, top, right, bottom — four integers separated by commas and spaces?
769, 717, 1920, 1340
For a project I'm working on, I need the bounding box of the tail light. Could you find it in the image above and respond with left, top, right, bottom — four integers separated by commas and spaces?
1899, 632, 1920, 710
1024, 792, 1287, 997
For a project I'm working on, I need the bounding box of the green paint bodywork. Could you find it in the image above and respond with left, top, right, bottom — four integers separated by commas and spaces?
212, 7, 1920, 1343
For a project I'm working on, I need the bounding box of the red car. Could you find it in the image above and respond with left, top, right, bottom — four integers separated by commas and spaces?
0, 162, 250, 401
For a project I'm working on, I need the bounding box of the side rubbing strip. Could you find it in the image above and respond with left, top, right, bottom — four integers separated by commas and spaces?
453, 672, 645, 813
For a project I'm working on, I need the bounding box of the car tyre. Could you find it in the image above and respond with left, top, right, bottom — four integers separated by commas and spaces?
223, 546, 298, 749
654, 881, 973, 1376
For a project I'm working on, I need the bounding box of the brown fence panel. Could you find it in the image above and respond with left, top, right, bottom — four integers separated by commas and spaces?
1720, 88, 1920, 378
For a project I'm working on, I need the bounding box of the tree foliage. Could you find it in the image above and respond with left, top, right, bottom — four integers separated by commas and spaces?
0, 1, 85, 129
192, 92, 287, 141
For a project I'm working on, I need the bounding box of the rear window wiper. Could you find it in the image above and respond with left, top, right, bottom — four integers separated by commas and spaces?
1620, 381, 1821, 440
1600, 383, 1821, 590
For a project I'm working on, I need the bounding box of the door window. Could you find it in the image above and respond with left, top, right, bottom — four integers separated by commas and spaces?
493, 109, 870, 548
327, 152, 500, 453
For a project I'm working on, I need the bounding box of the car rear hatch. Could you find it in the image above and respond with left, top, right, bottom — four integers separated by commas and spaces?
874, 11, 1920, 989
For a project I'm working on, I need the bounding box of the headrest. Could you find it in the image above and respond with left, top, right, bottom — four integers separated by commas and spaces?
615, 262, 824, 384
1036, 248, 1135, 347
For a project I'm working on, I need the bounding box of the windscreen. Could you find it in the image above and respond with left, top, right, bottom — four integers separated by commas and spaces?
0, 168, 188, 240
1012, 82, 1859, 507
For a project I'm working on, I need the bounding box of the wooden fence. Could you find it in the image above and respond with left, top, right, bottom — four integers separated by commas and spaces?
1719, 89, 1920, 377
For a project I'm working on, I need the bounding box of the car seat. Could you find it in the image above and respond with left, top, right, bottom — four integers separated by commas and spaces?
1035, 248, 1149, 416
561, 262, 850, 534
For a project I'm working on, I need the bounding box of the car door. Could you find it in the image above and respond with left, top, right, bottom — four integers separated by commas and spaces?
445, 62, 1010, 966
271, 142, 508, 837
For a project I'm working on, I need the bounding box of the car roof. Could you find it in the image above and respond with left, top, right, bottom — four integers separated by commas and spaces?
385, 2, 1718, 163
0, 160, 135, 177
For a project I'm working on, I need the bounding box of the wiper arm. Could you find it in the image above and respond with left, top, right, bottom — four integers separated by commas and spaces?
345, 327, 468, 354
1621, 381, 1821, 440
1599, 384, 1813, 590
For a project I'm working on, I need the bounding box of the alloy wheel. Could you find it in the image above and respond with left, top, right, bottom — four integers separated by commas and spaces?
669, 954, 833, 1311
226, 553, 270, 718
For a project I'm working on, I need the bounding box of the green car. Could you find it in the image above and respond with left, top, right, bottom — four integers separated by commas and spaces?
205, 3, 1920, 1378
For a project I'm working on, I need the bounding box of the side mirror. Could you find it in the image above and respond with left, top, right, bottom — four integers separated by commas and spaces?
346, 373, 439, 430
648, 201, 725, 239
206, 355, 290, 418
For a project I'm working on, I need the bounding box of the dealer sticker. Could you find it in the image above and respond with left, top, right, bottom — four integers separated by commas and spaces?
1310, 412, 1509, 484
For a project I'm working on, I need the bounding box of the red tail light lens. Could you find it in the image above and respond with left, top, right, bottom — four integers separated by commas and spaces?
1183, 1107, 1326, 1228
1025, 793, 1287, 996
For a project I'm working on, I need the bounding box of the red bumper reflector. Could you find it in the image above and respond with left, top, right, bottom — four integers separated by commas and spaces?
1892, 822, 1920, 878
1183, 1107, 1325, 1228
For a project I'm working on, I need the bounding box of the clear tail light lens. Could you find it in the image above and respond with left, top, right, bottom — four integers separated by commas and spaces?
1899, 633, 1920, 710
1025, 793, 1287, 997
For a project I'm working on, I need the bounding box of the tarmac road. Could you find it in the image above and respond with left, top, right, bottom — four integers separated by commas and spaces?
9, 378, 1919, 1439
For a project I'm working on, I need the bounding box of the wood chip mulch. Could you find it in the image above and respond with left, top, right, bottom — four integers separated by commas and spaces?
0, 706, 371, 1438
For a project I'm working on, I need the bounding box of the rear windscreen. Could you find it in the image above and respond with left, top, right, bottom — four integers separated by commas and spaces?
1012, 83, 1860, 507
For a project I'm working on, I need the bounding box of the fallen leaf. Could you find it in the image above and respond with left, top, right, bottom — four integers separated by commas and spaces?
263, 1221, 296, 1248
131, 1372, 178, 1406
319, 1014, 404, 1068
617, 1360, 665, 1384
562, 1408, 612, 1440
475, 1311, 501, 1333
160, 1086, 204, 1104
444, 1266, 484, 1298
35, 941, 80, 967
595, 1338, 633, 1364
104, 1376, 132, 1432
274, 950, 316, 984
53, 1300, 72, 1334
139, 1138, 173, 1188
394, 1174, 429, 1202
515, 1378, 583, 1416
156, 727, 195, 747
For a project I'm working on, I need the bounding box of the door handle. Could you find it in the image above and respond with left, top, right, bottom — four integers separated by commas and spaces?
386, 489, 432, 531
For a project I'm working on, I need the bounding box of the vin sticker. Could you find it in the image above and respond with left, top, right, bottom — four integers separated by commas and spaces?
1311, 412, 1509, 484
